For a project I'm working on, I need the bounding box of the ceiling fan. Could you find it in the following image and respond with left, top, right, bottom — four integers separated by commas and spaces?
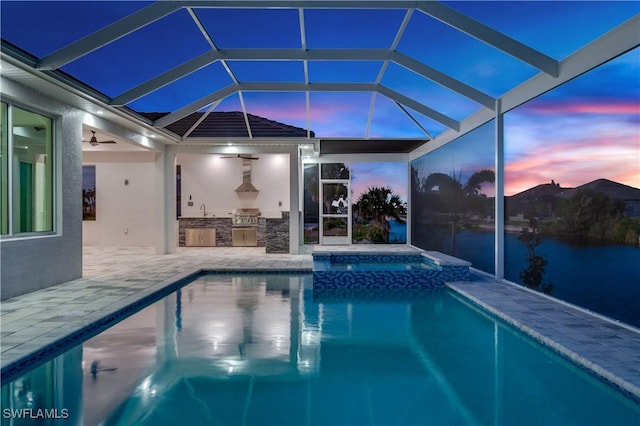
221, 154, 259, 160
83, 131, 116, 146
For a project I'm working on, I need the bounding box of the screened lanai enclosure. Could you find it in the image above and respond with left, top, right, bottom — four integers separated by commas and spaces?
1, 1, 639, 323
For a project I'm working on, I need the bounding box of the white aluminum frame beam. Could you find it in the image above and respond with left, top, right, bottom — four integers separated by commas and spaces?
410, 14, 640, 160
38, 2, 182, 70
153, 82, 461, 131
377, 85, 460, 131
375, 8, 414, 85
109, 48, 495, 109
155, 84, 236, 127
111, 51, 220, 105
38, 1, 558, 80
299, 8, 312, 138
494, 98, 505, 279
182, 99, 222, 139
365, 92, 377, 139
395, 102, 432, 139
188, 7, 239, 85
238, 92, 253, 138
368, 8, 414, 139
417, 2, 559, 77
390, 51, 496, 109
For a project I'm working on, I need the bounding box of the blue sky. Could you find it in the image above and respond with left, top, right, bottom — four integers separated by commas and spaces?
2, 1, 638, 192
349, 163, 408, 202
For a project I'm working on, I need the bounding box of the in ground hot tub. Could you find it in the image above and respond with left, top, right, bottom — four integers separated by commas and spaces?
312, 249, 471, 289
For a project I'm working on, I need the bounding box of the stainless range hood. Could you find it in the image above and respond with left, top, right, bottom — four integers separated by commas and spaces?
235, 158, 259, 193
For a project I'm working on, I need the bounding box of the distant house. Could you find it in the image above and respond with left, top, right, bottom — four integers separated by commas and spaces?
506, 181, 569, 220
507, 178, 640, 220
556, 179, 640, 217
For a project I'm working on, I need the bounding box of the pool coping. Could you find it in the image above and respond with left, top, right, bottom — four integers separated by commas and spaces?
447, 279, 640, 405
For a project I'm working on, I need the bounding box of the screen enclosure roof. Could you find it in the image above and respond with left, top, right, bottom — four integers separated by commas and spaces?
1, 1, 638, 154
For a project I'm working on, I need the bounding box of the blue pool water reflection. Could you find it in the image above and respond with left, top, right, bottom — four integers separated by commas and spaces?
2, 274, 639, 425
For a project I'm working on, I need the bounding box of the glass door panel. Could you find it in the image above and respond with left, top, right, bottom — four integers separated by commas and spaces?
320, 181, 350, 245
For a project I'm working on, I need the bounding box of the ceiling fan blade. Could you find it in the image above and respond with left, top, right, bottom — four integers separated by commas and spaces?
220, 154, 259, 160
83, 130, 117, 145
82, 139, 117, 144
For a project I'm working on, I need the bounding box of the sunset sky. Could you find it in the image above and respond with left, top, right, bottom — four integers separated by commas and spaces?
2, 2, 638, 197
503, 48, 639, 195
349, 163, 408, 202
412, 47, 639, 197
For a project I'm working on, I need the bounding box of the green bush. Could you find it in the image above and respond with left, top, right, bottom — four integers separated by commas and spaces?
366, 223, 387, 243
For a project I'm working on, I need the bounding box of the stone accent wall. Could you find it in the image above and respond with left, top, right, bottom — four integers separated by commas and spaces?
266, 212, 290, 253
257, 217, 267, 247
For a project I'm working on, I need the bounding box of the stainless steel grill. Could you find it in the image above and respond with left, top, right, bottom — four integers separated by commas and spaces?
232, 208, 260, 227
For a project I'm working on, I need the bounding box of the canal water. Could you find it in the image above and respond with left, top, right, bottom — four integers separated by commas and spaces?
448, 229, 640, 328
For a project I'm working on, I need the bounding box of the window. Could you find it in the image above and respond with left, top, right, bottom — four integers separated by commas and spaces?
1, 102, 7, 234
0, 102, 54, 235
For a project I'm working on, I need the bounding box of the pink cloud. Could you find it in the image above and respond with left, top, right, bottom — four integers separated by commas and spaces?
505, 137, 639, 195
523, 100, 640, 115
242, 95, 307, 122
241, 93, 373, 135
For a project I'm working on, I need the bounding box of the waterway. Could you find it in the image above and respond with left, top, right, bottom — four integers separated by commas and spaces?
446, 229, 640, 328
348, 220, 637, 327
389, 219, 408, 243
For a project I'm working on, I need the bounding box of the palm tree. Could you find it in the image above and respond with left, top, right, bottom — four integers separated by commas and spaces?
422, 169, 494, 255
353, 186, 406, 243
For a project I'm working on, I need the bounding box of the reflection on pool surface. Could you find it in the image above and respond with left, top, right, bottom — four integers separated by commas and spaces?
2, 274, 639, 426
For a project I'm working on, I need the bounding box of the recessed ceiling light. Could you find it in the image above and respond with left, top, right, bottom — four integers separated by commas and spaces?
96, 110, 104, 115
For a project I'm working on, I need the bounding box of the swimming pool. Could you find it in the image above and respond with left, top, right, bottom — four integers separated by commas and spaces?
2, 273, 639, 425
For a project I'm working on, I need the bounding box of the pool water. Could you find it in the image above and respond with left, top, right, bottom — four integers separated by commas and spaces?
2, 274, 639, 426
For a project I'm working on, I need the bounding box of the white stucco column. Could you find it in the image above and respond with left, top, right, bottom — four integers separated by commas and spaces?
289, 147, 300, 254
155, 147, 176, 254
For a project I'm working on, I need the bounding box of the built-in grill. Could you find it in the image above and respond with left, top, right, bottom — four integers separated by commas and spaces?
232, 208, 260, 246
232, 208, 260, 227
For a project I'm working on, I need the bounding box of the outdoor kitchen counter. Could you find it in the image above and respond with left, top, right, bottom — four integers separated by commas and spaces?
179, 214, 290, 250
178, 217, 267, 247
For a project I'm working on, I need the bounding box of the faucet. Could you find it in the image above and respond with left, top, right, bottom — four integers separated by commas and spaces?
200, 204, 207, 217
